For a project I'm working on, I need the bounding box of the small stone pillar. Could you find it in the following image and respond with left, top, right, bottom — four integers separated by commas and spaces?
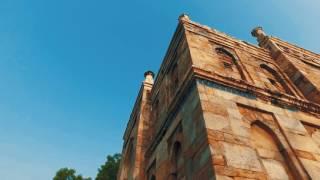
251, 27, 267, 44
179, 13, 190, 22
144, 71, 155, 84
251, 26, 282, 57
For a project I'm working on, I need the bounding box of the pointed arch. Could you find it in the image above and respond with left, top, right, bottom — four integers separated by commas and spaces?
260, 64, 294, 95
166, 123, 184, 180
172, 141, 183, 167
215, 47, 247, 80
251, 120, 284, 150
168, 141, 183, 180
250, 120, 294, 180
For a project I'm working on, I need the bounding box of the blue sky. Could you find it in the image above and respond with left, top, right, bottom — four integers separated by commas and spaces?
0, 0, 319, 179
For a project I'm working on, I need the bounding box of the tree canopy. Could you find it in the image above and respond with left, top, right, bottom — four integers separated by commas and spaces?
95, 153, 121, 180
53, 168, 92, 180
53, 153, 121, 180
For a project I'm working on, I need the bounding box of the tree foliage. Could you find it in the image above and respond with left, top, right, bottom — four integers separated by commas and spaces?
95, 153, 121, 180
53, 153, 121, 180
53, 168, 92, 180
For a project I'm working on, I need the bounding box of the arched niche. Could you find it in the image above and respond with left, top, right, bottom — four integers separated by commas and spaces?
260, 64, 294, 95
215, 47, 247, 80
172, 141, 183, 169
166, 123, 184, 180
167, 141, 183, 180
250, 121, 294, 180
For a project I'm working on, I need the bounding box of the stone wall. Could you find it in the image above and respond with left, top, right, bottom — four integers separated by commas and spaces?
197, 79, 320, 179
146, 84, 215, 179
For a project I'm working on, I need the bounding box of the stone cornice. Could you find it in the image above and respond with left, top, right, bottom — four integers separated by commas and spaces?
184, 24, 277, 66
270, 37, 320, 58
276, 43, 320, 69
193, 66, 320, 117
122, 84, 143, 146
182, 20, 272, 57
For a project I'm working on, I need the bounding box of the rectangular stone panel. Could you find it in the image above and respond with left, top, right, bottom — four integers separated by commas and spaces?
223, 142, 262, 172
203, 112, 230, 132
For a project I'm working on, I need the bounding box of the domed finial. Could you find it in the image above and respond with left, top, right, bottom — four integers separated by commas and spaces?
251, 26, 267, 43
179, 13, 190, 21
144, 71, 154, 84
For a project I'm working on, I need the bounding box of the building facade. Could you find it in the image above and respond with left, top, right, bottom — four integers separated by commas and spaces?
118, 15, 320, 180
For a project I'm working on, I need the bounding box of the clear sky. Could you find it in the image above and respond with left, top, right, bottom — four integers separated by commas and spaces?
0, 0, 319, 179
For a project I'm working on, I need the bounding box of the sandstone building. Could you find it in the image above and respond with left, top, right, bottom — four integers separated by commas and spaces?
117, 15, 320, 180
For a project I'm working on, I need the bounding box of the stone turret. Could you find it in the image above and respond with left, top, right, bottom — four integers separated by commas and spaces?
144, 71, 154, 85
179, 13, 190, 22
251, 26, 282, 56
251, 26, 267, 45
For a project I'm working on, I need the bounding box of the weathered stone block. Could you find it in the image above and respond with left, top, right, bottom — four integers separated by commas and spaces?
286, 132, 320, 154
203, 112, 230, 132
275, 115, 307, 135
216, 175, 233, 180
261, 159, 290, 180
223, 142, 262, 171
227, 107, 243, 119
300, 158, 320, 179
229, 118, 250, 138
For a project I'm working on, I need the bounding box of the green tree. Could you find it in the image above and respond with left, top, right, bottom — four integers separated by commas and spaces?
96, 153, 121, 180
53, 167, 92, 180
